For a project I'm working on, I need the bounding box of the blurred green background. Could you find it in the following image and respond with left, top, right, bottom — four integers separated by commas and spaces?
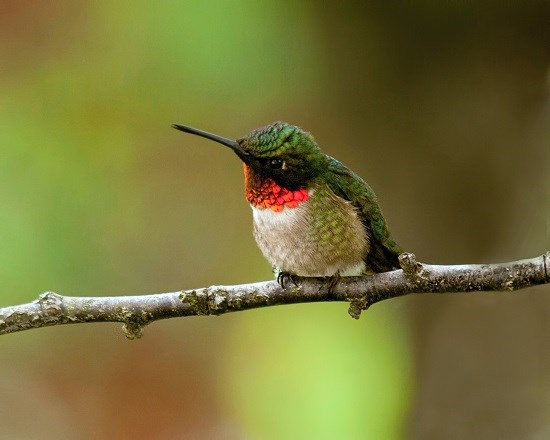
1, 2, 549, 439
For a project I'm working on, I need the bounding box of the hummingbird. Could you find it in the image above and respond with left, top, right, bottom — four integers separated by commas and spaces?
172, 121, 402, 280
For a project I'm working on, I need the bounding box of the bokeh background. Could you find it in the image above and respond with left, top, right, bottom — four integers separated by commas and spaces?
1, 2, 549, 439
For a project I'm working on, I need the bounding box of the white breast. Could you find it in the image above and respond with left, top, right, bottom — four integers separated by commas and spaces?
250, 192, 367, 277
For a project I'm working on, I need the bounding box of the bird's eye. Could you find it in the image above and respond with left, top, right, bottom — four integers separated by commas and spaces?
269, 158, 284, 169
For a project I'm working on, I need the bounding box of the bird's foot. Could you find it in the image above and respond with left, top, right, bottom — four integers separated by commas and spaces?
273, 265, 297, 289
321, 271, 341, 295
276, 271, 297, 289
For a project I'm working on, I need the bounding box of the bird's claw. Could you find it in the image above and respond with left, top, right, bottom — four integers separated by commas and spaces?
277, 271, 296, 289
324, 272, 341, 295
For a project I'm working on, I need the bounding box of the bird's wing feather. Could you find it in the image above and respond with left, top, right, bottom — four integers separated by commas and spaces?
324, 156, 402, 272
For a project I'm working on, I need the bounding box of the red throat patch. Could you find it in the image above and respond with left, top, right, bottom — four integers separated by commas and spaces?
243, 164, 309, 212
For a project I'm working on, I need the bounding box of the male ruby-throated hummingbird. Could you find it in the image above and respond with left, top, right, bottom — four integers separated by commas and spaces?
172, 121, 402, 279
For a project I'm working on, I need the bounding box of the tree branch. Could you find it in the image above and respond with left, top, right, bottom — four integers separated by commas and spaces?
1, 252, 548, 339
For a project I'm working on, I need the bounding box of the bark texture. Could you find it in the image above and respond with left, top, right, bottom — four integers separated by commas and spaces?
0, 252, 548, 339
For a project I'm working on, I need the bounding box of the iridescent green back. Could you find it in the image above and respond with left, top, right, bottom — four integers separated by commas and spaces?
323, 156, 402, 271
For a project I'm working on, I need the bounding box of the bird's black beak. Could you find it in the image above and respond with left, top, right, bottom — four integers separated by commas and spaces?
172, 123, 248, 153
172, 123, 253, 166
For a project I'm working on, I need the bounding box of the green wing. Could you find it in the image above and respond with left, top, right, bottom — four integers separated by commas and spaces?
324, 156, 402, 272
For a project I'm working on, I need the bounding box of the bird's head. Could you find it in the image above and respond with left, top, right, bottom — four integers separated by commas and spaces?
173, 121, 326, 189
